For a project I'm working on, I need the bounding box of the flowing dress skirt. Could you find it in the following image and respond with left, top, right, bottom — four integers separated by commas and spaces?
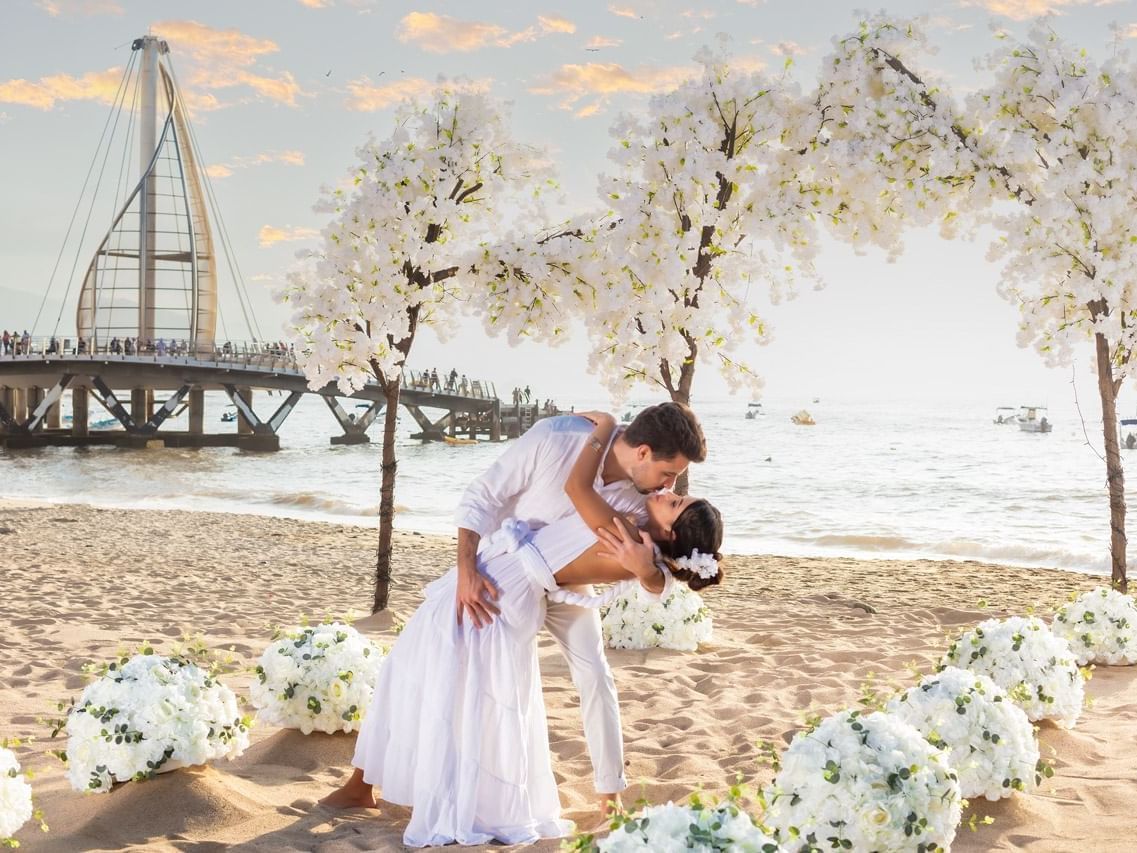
352, 541, 573, 847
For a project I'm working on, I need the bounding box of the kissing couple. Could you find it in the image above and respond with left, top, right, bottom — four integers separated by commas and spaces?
322, 402, 725, 847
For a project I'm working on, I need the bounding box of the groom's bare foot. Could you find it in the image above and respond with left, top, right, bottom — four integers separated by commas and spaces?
595, 792, 623, 825
319, 769, 378, 810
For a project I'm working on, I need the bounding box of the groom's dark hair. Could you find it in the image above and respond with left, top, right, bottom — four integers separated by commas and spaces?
624, 402, 706, 463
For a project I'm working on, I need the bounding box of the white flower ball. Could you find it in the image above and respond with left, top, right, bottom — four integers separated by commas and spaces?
1052, 586, 1137, 665
250, 622, 385, 734
887, 667, 1041, 800
597, 800, 784, 852
0, 747, 34, 841
941, 616, 1085, 727
765, 709, 961, 852
601, 585, 712, 652
65, 653, 249, 793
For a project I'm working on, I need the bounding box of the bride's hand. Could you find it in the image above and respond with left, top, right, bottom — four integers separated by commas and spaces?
575, 410, 615, 428
595, 523, 657, 580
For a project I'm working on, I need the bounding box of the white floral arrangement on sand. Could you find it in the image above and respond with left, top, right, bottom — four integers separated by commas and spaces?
1051, 586, 1137, 666
578, 795, 782, 852
62, 650, 250, 793
250, 622, 385, 734
764, 709, 962, 852
601, 584, 712, 652
0, 745, 34, 847
886, 667, 1042, 800
941, 616, 1084, 727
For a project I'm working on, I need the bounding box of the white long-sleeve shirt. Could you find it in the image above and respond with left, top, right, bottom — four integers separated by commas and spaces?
454, 416, 648, 541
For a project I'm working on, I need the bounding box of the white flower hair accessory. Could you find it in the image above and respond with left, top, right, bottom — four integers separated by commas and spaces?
674, 549, 718, 580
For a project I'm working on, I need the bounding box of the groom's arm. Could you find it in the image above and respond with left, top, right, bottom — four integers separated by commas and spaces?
453, 418, 569, 627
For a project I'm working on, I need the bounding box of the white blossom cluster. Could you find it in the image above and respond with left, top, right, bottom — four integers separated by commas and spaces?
1052, 586, 1137, 666
941, 616, 1084, 727
544, 50, 821, 401
765, 709, 961, 852
886, 667, 1040, 801
595, 800, 783, 852
249, 623, 385, 734
0, 747, 33, 843
64, 653, 249, 793
280, 86, 558, 395
601, 583, 712, 652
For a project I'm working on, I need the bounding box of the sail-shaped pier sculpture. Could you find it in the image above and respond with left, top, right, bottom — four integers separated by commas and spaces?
76, 37, 216, 355
0, 34, 509, 450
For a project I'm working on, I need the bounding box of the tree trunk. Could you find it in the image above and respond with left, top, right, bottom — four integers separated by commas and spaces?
1094, 331, 1128, 592
667, 359, 696, 497
373, 377, 402, 612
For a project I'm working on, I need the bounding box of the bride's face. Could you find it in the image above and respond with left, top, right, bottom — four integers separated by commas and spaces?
644, 491, 696, 543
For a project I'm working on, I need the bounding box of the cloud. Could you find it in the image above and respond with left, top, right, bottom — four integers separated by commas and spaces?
153, 20, 303, 108
608, 5, 640, 18
206, 150, 305, 178
531, 61, 695, 115
538, 15, 576, 34
586, 35, 623, 48
682, 8, 716, 19
344, 76, 492, 111
297, 0, 330, 6
0, 67, 122, 110
259, 225, 320, 247
769, 40, 805, 57
35, 0, 122, 15
396, 12, 577, 53
960, 0, 1121, 20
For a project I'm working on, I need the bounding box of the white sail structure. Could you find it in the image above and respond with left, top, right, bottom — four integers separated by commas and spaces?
76, 36, 216, 353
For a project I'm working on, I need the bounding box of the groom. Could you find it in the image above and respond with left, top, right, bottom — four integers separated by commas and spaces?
453, 401, 707, 817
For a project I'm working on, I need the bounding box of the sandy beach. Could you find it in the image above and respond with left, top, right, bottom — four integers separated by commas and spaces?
1, 501, 1134, 851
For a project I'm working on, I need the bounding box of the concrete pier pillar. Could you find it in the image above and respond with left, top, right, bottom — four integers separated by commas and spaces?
237, 386, 254, 435
47, 390, 62, 429
0, 388, 10, 435
188, 387, 204, 434
11, 388, 27, 426
131, 388, 148, 426
490, 399, 501, 442
72, 386, 89, 437
27, 387, 44, 424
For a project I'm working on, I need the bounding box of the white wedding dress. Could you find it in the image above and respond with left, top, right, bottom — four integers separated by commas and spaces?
352, 514, 660, 848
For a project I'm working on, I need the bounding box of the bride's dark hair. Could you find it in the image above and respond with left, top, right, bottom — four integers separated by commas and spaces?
656, 498, 724, 592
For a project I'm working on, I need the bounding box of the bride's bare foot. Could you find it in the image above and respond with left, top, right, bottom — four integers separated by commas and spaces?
591, 792, 623, 828
319, 769, 378, 809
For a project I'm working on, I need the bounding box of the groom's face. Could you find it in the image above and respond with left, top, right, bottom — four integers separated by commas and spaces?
628, 447, 690, 494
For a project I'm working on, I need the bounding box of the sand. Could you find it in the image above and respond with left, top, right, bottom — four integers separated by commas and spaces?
0, 502, 1134, 851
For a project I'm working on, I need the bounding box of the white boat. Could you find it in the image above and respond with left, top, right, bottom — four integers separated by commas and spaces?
993, 406, 1018, 425
1121, 418, 1137, 450
745, 402, 763, 420
1017, 405, 1052, 433
221, 405, 237, 423
791, 409, 816, 426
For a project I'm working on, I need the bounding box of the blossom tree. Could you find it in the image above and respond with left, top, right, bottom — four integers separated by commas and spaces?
281, 87, 553, 611
555, 53, 819, 408
805, 18, 1136, 590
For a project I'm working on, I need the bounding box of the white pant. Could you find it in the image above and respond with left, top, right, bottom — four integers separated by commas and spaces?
543, 590, 626, 795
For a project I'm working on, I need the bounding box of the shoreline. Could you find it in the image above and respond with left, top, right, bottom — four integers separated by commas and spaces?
0, 494, 1111, 581
1, 504, 1131, 851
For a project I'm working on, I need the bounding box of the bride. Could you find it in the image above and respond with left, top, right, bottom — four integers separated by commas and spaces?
321, 411, 724, 847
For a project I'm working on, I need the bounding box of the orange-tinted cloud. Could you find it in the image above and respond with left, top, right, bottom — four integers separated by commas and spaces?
0, 67, 122, 110
344, 76, 492, 111
35, 0, 122, 15
586, 35, 623, 48
531, 62, 694, 116
207, 150, 306, 178
397, 11, 576, 52
153, 20, 303, 107
259, 225, 320, 247
297, 0, 330, 7
608, 5, 640, 18
961, 0, 1120, 19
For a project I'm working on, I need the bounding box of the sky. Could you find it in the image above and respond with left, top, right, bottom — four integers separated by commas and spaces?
2, 0, 1137, 413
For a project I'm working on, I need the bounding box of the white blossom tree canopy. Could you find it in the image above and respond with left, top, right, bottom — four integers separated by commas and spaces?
538, 51, 821, 402
281, 86, 555, 394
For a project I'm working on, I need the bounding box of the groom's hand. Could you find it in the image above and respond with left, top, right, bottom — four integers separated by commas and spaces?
456, 568, 500, 629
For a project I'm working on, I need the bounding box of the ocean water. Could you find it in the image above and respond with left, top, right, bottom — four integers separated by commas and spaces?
0, 393, 1124, 576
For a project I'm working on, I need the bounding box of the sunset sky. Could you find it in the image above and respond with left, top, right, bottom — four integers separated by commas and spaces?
2, 0, 1135, 408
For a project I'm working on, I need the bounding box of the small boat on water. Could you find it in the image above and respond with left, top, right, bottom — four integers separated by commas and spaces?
221, 405, 237, 423
1121, 418, 1137, 450
444, 435, 478, 446
1017, 405, 1052, 433
745, 402, 763, 420
993, 406, 1018, 425
791, 409, 816, 426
